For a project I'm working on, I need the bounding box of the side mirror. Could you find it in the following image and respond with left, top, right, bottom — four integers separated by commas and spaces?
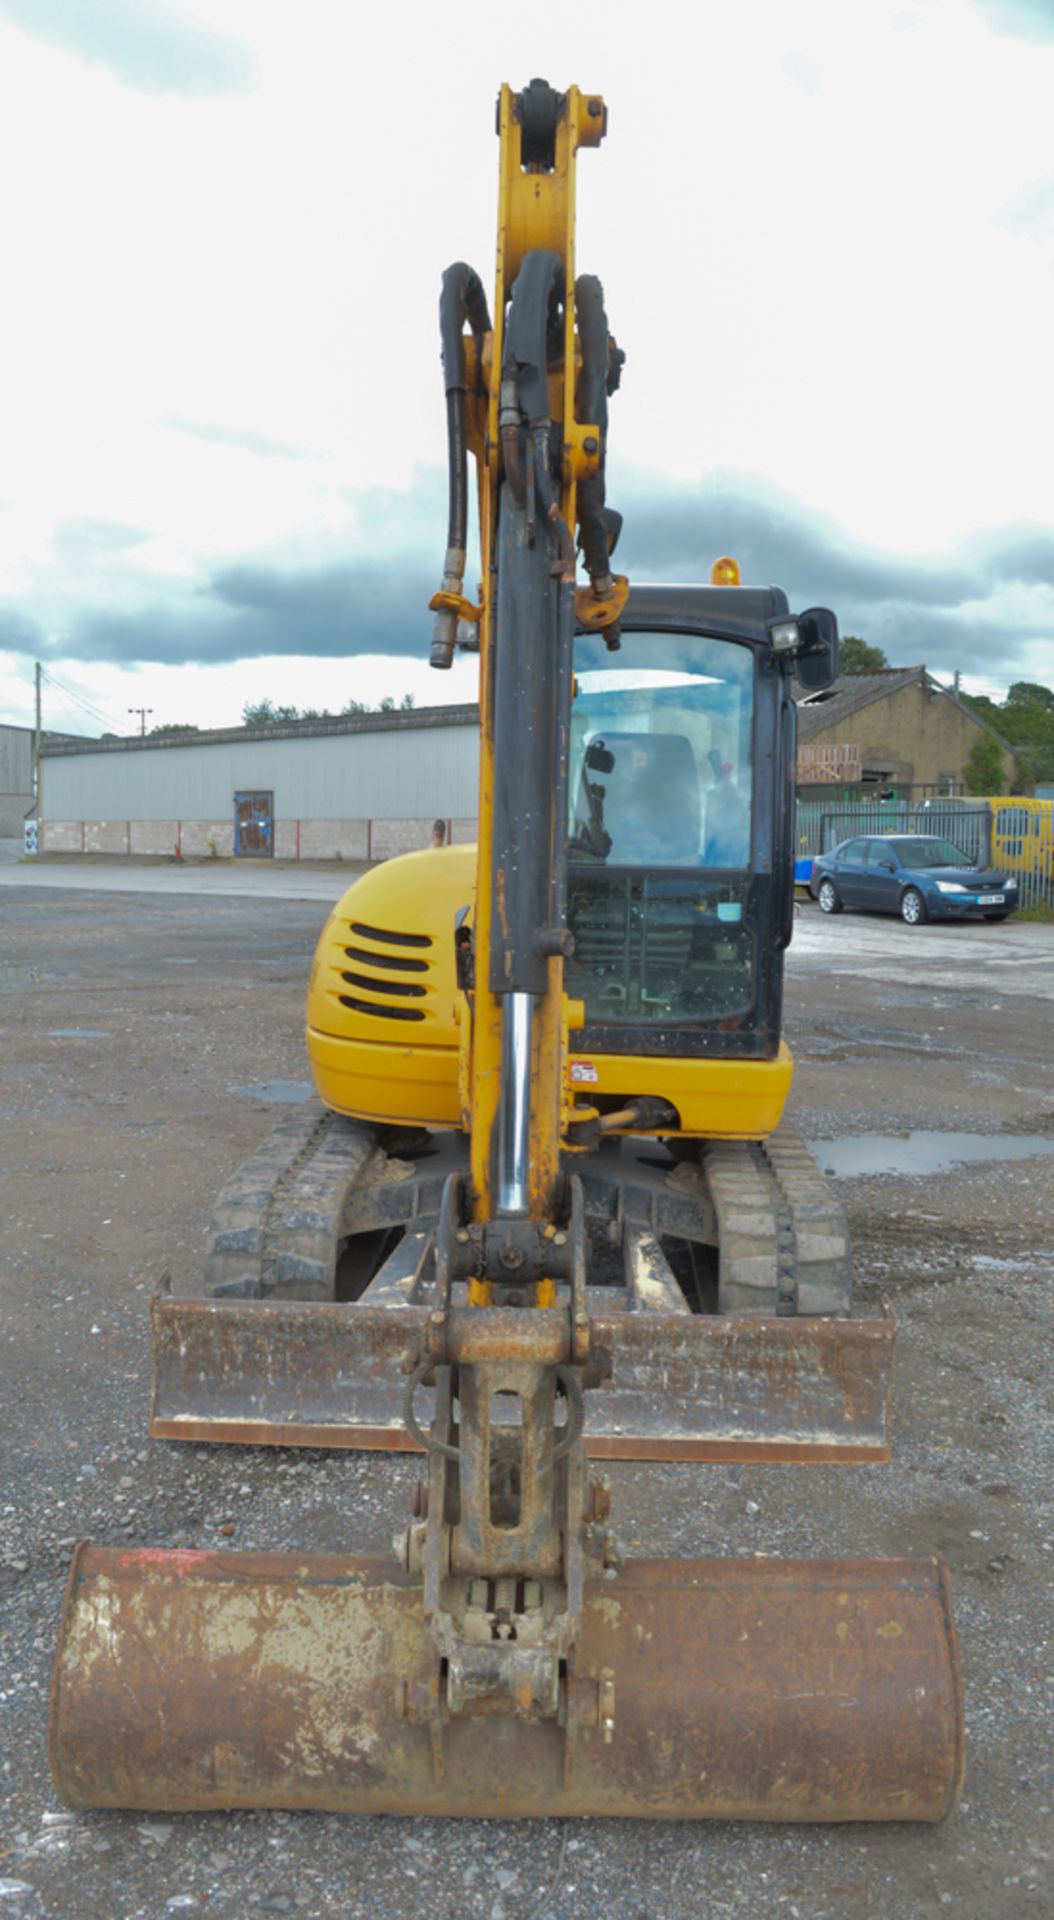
795, 607, 839, 691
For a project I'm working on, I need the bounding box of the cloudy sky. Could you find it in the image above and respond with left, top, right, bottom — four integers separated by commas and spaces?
0, 0, 1051, 738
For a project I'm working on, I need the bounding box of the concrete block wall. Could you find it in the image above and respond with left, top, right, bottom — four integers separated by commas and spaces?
296, 819, 370, 861
83, 820, 129, 854
180, 820, 235, 857
130, 820, 179, 856
40, 821, 82, 851
369, 819, 441, 861
39, 816, 479, 859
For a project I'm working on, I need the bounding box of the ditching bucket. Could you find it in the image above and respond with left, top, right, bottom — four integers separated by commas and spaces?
52, 1545, 963, 1822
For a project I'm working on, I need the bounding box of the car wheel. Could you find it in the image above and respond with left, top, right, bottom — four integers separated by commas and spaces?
818, 878, 842, 915
900, 887, 927, 925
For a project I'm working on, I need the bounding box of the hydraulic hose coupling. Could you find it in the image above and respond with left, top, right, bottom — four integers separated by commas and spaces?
430, 547, 466, 670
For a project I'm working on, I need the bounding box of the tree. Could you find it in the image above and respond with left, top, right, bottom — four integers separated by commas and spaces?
242, 699, 301, 727
149, 722, 199, 736
963, 733, 1005, 796
838, 635, 888, 675
1007, 681, 1054, 710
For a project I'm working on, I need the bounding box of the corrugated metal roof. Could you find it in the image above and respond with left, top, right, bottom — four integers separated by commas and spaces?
796, 668, 925, 741
796, 667, 1011, 752
40, 702, 480, 759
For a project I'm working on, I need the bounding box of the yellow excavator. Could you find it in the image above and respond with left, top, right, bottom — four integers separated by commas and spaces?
51, 80, 964, 1822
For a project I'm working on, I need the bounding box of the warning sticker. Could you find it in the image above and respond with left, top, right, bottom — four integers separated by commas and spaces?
570, 1060, 599, 1084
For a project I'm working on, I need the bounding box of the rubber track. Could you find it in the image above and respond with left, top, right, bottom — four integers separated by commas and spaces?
206, 1101, 378, 1300
705, 1121, 852, 1316
205, 1108, 850, 1317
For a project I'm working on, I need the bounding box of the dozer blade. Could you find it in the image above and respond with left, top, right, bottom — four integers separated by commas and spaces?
52, 1544, 962, 1821
150, 1287, 894, 1464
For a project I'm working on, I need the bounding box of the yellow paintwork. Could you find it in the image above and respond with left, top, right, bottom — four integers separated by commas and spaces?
306, 850, 793, 1142
977, 795, 1054, 881
449, 83, 614, 1222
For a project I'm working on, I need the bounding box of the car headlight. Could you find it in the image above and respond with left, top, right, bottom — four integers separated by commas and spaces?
935, 881, 966, 894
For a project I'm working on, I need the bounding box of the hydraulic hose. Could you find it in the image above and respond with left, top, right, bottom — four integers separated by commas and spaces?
432, 263, 491, 669
574, 273, 624, 593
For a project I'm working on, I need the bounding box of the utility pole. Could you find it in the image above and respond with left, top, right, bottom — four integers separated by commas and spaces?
34, 661, 42, 806
128, 707, 153, 738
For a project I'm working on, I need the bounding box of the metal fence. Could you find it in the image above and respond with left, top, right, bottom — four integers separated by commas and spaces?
795, 799, 1054, 911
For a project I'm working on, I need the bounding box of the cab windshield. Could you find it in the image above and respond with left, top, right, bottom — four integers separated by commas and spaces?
569, 631, 753, 868
566, 629, 756, 1028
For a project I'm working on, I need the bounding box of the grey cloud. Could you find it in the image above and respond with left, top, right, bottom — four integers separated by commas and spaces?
997, 173, 1054, 238
64, 558, 438, 667
0, 0, 255, 96
971, 0, 1054, 41
613, 475, 1054, 680
616, 481, 969, 608
52, 516, 152, 559
164, 417, 305, 461
780, 52, 823, 95
0, 607, 45, 655
2, 477, 1050, 685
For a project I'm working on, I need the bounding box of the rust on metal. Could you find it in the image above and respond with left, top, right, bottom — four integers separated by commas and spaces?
51, 1544, 963, 1821
150, 1290, 894, 1463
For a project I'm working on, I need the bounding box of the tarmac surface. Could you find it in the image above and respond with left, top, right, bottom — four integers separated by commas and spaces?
1, 866, 1052, 1919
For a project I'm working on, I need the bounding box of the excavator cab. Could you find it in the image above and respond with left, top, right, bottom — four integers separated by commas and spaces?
566, 592, 793, 1047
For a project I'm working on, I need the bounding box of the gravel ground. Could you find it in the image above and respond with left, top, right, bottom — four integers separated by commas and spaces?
1, 883, 1052, 1920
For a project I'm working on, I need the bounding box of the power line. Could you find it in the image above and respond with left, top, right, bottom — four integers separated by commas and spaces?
40, 668, 123, 735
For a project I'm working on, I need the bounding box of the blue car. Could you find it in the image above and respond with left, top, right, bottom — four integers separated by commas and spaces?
809, 834, 1018, 925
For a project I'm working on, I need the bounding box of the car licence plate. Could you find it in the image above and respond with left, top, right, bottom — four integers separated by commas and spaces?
982, 894, 1005, 906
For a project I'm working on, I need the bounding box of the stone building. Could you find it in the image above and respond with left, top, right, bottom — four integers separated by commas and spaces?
795, 668, 1013, 801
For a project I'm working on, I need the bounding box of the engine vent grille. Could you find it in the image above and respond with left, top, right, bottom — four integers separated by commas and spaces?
341, 970, 426, 999
337, 920, 433, 1023
344, 944, 428, 973
350, 921, 432, 949
339, 995, 426, 1022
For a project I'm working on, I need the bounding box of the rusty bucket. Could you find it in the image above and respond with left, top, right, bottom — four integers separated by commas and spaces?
51, 1544, 963, 1821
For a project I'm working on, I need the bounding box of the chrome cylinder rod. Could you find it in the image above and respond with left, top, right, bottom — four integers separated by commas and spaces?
496, 992, 534, 1214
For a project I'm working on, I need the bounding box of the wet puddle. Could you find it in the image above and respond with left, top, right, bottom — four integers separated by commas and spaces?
47, 1028, 112, 1040
228, 1080, 313, 1104
809, 1131, 1054, 1179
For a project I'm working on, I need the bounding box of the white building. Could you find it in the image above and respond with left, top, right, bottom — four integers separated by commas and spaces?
39, 705, 480, 859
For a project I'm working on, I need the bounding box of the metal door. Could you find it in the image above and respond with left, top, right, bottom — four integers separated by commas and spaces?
234, 791, 274, 857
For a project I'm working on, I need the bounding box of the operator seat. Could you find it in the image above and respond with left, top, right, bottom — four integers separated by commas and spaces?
593, 732, 701, 865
